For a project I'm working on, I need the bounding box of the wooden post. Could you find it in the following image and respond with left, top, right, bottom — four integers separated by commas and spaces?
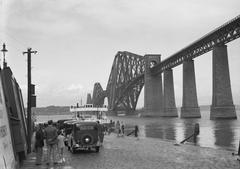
23, 48, 37, 153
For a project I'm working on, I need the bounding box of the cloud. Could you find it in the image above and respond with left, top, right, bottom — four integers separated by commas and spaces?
67, 84, 84, 91
0, 0, 9, 34
5, 0, 240, 107
6, 0, 240, 45
6, 0, 81, 40
31, 83, 86, 106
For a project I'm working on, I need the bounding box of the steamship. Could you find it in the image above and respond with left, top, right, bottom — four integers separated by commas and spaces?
69, 104, 110, 124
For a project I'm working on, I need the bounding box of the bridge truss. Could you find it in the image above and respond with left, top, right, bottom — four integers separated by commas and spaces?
90, 15, 240, 112
151, 15, 240, 74
92, 82, 107, 107
106, 51, 145, 111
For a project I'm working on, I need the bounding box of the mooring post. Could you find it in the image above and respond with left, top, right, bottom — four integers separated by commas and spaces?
180, 123, 200, 144
193, 123, 200, 143
238, 141, 240, 155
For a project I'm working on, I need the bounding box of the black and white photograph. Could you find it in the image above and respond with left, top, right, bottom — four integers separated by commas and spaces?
0, 0, 240, 168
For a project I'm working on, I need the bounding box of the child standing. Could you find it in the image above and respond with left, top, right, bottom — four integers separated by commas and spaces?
57, 130, 65, 163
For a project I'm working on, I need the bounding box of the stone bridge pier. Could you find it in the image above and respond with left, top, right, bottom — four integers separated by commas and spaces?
210, 44, 236, 119
181, 59, 201, 118
143, 54, 163, 116
86, 93, 92, 104
163, 68, 178, 117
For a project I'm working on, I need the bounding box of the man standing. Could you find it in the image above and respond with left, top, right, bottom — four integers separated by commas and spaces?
115, 121, 120, 137
120, 121, 125, 137
96, 121, 104, 145
44, 120, 58, 165
35, 124, 44, 165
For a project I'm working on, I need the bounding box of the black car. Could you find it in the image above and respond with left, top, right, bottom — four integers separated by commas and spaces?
67, 121, 103, 153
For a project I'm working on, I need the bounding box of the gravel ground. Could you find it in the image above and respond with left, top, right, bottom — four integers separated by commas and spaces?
21, 134, 240, 169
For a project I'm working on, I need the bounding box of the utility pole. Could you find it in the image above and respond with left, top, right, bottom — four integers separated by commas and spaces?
23, 48, 37, 153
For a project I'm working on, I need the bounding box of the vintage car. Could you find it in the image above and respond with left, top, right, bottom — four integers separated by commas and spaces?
67, 121, 103, 153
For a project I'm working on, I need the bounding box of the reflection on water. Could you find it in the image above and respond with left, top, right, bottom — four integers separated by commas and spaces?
183, 119, 198, 143
214, 120, 235, 149
36, 109, 240, 151
144, 118, 176, 140
109, 110, 240, 151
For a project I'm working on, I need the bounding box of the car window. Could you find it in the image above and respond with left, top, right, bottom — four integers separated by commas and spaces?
75, 124, 95, 130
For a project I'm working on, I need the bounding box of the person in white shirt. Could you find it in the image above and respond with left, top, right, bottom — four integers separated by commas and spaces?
57, 130, 65, 163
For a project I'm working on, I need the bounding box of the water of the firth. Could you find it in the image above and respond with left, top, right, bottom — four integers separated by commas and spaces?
36, 109, 240, 151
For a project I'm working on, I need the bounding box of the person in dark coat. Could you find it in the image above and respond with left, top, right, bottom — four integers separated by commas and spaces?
134, 125, 139, 139
35, 124, 44, 165
116, 121, 120, 137
97, 121, 104, 145
121, 121, 125, 137
45, 120, 58, 165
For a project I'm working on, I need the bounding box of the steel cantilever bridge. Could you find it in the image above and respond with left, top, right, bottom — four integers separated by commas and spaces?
91, 15, 240, 112
92, 52, 145, 111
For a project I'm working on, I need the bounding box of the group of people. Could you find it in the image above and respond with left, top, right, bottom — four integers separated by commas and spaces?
110, 120, 139, 139
115, 121, 125, 137
33, 119, 139, 165
33, 120, 65, 166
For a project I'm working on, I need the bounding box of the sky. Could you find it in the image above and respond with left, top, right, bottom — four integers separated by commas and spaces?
0, 0, 240, 107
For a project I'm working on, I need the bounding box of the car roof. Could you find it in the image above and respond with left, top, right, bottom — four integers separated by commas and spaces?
57, 119, 72, 123
63, 119, 78, 124
75, 121, 98, 125
64, 120, 97, 125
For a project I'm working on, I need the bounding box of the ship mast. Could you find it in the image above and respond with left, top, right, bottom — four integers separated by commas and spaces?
1, 43, 8, 68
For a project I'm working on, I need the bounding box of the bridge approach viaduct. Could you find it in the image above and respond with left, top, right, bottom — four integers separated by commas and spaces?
87, 15, 240, 119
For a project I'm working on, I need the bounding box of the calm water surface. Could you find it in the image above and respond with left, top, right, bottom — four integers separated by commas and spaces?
36, 109, 240, 151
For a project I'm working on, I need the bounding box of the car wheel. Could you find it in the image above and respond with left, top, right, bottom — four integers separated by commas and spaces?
95, 146, 100, 153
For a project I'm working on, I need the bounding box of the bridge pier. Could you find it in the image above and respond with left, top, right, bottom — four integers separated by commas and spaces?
86, 93, 92, 104
143, 54, 163, 116
181, 59, 201, 118
163, 69, 178, 117
210, 45, 236, 119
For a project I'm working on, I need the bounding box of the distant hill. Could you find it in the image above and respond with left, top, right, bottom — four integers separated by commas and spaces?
32, 105, 70, 115
199, 105, 210, 111
33, 104, 240, 116
198, 105, 240, 110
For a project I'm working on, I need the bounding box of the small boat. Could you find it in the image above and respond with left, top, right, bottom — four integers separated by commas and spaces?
69, 104, 110, 124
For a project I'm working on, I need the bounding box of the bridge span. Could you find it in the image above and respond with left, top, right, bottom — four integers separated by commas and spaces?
89, 15, 240, 119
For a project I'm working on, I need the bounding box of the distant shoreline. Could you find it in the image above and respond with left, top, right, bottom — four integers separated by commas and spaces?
33, 105, 240, 116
